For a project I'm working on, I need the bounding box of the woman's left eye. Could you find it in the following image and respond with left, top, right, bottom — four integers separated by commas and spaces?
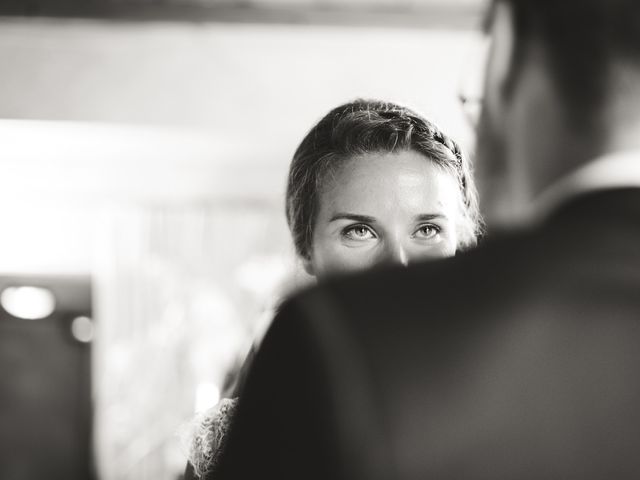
342, 224, 376, 241
414, 224, 441, 239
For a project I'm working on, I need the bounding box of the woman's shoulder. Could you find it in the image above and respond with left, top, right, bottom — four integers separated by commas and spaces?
184, 397, 239, 478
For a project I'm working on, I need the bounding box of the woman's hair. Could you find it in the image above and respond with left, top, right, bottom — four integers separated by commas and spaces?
285, 99, 482, 260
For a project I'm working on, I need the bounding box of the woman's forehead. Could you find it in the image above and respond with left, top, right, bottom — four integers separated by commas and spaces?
318, 151, 461, 217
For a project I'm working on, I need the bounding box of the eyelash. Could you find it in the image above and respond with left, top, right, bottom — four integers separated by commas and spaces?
341, 224, 376, 240
414, 223, 442, 238
341, 223, 442, 240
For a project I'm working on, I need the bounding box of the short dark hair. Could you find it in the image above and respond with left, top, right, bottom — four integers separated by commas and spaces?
285, 99, 482, 260
497, 0, 640, 131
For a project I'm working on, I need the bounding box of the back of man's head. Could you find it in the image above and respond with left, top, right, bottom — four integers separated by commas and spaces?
504, 0, 640, 131
477, 0, 640, 219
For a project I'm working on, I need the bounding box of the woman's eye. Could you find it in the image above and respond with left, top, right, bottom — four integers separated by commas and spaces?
342, 225, 376, 241
414, 224, 441, 239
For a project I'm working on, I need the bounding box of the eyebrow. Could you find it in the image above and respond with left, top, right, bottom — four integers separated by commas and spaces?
329, 213, 377, 223
414, 213, 447, 222
328, 213, 447, 223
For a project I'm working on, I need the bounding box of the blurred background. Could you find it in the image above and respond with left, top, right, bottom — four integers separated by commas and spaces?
0, 0, 486, 478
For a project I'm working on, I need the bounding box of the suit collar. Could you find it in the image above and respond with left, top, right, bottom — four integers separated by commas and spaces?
527, 150, 640, 224
542, 187, 640, 229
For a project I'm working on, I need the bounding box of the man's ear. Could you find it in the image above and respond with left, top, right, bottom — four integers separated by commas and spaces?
302, 254, 315, 276
486, 1, 517, 103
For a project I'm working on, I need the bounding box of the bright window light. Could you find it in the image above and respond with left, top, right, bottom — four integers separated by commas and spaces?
1, 286, 56, 320
71, 316, 94, 343
195, 382, 220, 413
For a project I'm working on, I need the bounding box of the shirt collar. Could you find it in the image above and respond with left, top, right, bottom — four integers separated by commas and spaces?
527, 149, 640, 223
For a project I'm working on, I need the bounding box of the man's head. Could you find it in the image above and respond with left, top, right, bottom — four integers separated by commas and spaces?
477, 0, 640, 219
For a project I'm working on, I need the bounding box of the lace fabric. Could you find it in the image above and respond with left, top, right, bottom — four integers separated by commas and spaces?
184, 397, 238, 478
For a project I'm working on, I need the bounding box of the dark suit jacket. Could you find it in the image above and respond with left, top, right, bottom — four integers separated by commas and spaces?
215, 188, 640, 480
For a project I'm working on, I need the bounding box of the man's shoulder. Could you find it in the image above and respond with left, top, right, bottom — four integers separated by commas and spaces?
277, 229, 538, 338
320, 229, 532, 306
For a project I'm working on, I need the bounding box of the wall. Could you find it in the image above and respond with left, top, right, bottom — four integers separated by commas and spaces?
0, 16, 483, 479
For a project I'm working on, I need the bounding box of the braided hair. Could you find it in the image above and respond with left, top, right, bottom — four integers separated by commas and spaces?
286, 99, 482, 260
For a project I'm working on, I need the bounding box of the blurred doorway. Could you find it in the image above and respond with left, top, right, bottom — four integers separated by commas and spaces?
0, 275, 94, 480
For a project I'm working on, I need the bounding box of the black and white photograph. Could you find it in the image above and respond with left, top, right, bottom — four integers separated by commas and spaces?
1, 0, 639, 479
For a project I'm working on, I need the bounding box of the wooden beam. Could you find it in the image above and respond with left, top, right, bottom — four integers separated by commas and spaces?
0, 2, 483, 30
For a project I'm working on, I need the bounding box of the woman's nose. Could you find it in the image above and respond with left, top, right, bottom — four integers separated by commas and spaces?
381, 238, 410, 267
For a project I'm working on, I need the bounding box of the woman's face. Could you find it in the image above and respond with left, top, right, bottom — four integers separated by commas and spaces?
305, 150, 462, 278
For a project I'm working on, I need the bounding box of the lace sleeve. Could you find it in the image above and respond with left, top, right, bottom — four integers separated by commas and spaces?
184, 397, 238, 478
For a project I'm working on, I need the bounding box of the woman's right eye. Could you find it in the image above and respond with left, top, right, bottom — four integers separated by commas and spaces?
342, 225, 376, 241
